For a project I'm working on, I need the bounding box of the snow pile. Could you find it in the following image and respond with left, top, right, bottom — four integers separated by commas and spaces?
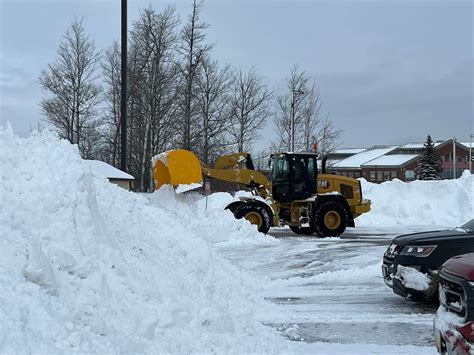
394, 266, 431, 291
198, 172, 473, 229
357, 174, 473, 227
0, 127, 287, 354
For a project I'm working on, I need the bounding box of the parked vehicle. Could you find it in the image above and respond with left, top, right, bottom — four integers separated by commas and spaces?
434, 252, 474, 354
382, 220, 474, 302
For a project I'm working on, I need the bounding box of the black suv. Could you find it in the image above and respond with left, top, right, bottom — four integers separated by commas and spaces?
382, 219, 474, 301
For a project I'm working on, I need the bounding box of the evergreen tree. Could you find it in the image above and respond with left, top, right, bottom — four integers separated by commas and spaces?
417, 135, 442, 180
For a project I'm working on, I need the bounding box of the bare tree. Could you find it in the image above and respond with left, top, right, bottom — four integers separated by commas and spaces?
178, 0, 212, 151
273, 65, 341, 154
311, 115, 342, 155
39, 18, 102, 157
101, 41, 122, 166
195, 57, 231, 164
251, 148, 272, 171
227, 67, 273, 152
127, 6, 181, 191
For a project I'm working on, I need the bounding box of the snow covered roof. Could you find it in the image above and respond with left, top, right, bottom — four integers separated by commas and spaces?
317, 159, 340, 167
85, 160, 135, 180
361, 154, 419, 167
332, 148, 366, 155
332, 146, 397, 169
399, 142, 443, 149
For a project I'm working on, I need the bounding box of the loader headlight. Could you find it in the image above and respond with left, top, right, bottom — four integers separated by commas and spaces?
400, 245, 437, 257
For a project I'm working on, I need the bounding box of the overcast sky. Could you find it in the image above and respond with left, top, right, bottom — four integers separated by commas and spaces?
0, 0, 472, 151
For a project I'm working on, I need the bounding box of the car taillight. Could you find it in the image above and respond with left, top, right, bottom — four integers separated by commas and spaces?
457, 321, 474, 342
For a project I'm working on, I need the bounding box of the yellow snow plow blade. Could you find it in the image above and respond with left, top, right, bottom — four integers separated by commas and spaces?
152, 149, 203, 192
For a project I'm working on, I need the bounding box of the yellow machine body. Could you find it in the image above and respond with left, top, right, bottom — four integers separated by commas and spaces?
151, 149, 371, 237
317, 174, 371, 218
152, 149, 203, 190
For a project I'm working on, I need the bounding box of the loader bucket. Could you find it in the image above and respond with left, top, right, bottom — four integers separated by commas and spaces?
152, 149, 203, 192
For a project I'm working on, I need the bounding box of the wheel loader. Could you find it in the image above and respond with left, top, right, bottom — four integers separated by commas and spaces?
152, 150, 371, 237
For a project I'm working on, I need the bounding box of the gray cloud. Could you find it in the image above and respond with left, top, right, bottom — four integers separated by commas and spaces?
0, 0, 472, 149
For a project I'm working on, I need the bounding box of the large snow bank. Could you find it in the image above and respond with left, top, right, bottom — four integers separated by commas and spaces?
357, 174, 473, 227
200, 173, 473, 228
0, 127, 289, 353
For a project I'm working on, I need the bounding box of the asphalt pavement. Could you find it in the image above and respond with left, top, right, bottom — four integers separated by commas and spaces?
223, 226, 437, 347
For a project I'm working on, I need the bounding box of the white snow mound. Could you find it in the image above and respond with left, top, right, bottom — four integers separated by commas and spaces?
0, 127, 288, 354
357, 175, 473, 227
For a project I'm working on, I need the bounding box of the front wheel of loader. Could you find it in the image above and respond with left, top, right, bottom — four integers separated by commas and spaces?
234, 202, 272, 234
289, 226, 315, 235
313, 201, 348, 237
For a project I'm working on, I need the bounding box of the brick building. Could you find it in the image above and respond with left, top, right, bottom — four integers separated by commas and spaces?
327, 139, 472, 183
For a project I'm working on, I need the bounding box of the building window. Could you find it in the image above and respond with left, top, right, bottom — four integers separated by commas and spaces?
391, 171, 397, 179
383, 171, 390, 181
405, 170, 415, 180
442, 168, 451, 179
370, 171, 375, 181
377, 171, 383, 181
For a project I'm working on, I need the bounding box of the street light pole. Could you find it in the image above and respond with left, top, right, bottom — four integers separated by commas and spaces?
452, 137, 456, 179
290, 90, 304, 152
120, 0, 128, 172
470, 134, 473, 173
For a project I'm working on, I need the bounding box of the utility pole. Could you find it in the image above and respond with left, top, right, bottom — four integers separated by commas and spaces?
470, 134, 473, 173
120, 0, 128, 172
290, 90, 304, 152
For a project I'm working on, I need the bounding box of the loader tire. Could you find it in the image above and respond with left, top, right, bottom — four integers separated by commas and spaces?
313, 201, 348, 237
289, 226, 315, 235
234, 202, 272, 234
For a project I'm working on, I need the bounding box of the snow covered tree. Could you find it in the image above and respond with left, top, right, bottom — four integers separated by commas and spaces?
417, 135, 442, 180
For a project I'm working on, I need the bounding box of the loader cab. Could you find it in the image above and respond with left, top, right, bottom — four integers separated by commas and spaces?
270, 153, 318, 202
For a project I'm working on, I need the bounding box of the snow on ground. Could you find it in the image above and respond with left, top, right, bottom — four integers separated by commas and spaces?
1, 127, 463, 354
0, 127, 289, 354
223, 229, 437, 354
357, 174, 473, 227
